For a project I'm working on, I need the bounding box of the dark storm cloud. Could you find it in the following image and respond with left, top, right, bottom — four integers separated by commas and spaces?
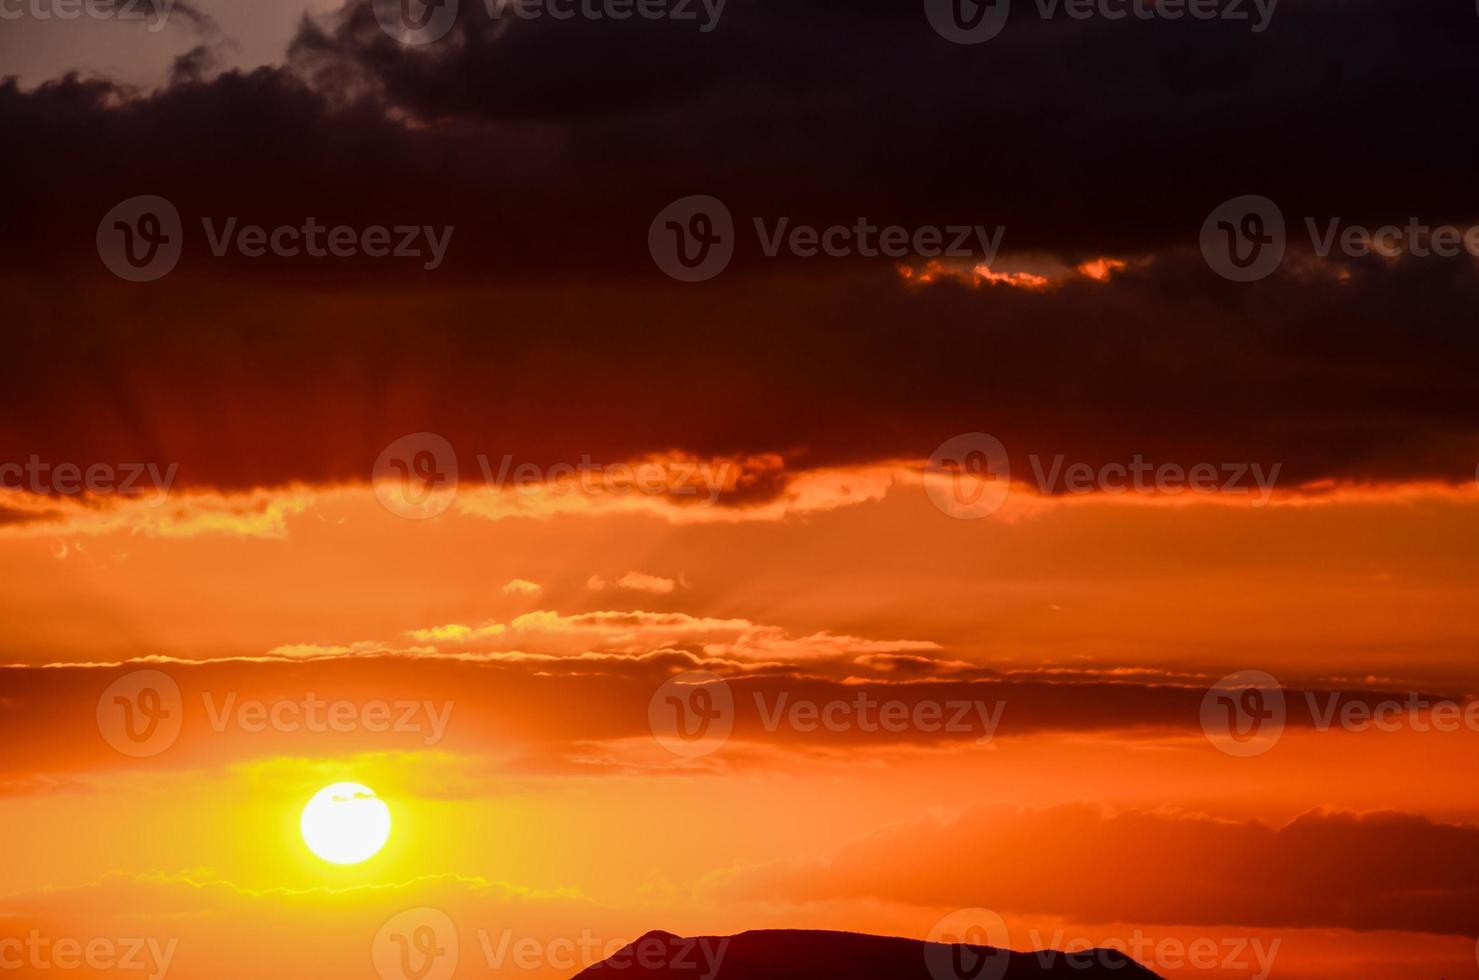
2, 0, 1479, 492
7, 0, 1479, 271
2, 257, 1478, 492
284, 0, 1479, 244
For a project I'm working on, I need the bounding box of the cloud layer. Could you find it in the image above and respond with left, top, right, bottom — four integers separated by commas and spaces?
4, 0, 1479, 496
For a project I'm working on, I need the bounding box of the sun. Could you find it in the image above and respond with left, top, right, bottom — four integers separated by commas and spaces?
300, 782, 392, 865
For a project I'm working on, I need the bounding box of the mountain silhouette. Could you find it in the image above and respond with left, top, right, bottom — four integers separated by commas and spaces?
571, 928, 1163, 979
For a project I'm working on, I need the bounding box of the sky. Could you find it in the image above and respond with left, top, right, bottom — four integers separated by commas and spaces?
4, 0, 1479, 978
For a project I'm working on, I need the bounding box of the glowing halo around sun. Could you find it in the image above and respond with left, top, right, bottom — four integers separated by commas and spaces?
300, 782, 392, 865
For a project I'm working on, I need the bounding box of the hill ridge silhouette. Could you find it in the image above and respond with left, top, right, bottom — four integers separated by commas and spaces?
572, 926, 1164, 979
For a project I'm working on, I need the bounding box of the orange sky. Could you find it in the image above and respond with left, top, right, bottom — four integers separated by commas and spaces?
4, 470, 1479, 978
8, 0, 1479, 973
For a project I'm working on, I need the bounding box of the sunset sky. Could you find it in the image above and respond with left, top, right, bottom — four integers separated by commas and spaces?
5, 0, 1479, 977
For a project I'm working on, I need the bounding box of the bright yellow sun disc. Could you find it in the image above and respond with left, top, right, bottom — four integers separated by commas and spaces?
300, 782, 391, 865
